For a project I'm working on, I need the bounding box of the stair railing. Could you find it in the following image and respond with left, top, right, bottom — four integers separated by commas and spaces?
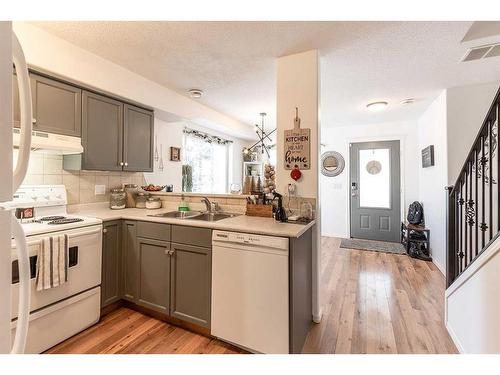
446, 86, 500, 287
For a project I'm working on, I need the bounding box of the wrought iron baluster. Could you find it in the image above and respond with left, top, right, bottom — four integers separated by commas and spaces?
481, 133, 487, 250
459, 182, 464, 273
464, 166, 469, 268
475, 148, 479, 257
489, 120, 493, 242
468, 160, 474, 264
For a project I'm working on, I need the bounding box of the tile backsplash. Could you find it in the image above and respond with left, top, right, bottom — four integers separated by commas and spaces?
17, 152, 145, 205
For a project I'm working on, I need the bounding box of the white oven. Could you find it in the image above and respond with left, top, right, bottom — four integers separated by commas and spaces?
10, 223, 102, 353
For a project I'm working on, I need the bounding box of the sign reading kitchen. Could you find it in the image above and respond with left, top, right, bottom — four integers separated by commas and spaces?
284, 107, 310, 170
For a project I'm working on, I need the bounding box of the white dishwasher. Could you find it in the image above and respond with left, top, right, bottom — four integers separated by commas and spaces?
211, 230, 289, 354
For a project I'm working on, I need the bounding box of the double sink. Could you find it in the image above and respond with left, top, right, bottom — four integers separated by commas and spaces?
148, 210, 238, 222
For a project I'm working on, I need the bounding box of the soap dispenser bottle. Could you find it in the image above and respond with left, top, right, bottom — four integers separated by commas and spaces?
178, 194, 190, 212
273, 191, 287, 223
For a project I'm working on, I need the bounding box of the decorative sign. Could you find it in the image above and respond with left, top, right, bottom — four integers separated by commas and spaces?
284, 107, 311, 170
421, 145, 435, 168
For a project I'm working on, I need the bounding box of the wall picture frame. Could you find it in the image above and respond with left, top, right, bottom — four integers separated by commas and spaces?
170, 146, 181, 161
421, 145, 434, 168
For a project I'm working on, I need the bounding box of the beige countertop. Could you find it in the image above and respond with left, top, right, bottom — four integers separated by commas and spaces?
68, 203, 315, 238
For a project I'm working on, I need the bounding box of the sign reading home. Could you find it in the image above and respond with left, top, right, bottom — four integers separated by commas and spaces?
284, 109, 311, 170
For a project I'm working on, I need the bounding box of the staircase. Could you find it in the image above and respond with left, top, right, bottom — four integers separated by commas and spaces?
446, 86, 500, 287
445, 86, 500, 353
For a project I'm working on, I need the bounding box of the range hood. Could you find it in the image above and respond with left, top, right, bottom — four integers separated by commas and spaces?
13, 128, 83, 155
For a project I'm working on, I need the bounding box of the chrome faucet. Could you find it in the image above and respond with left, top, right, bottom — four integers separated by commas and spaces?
201, 197, 219, 213
201, 197, 212, 212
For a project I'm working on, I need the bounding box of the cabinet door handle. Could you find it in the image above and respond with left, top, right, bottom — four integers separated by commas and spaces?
124, 162, 128, 167
119, 162, 124, 166
32, 118, 37, 125
102, 228, 107, 234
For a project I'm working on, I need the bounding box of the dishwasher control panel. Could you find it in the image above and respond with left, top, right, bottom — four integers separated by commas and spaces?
212, 230, 289, 250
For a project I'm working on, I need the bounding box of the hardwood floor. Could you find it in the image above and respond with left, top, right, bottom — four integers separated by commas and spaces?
301, 237, 457, 354
47, 236, 456, 354
46, 307, 244, 354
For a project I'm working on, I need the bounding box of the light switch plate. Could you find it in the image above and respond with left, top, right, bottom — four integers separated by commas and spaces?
95, 184, 106, 195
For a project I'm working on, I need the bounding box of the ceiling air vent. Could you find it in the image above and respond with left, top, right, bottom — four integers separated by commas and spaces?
462, 43, 500, 62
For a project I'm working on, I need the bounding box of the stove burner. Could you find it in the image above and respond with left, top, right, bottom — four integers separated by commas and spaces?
47, 218, 85, 225
39, 216, 66, 221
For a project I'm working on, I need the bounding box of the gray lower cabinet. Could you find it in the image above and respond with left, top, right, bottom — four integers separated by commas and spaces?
123, 104, 154, 172
136, 237, 171, 314
122, 220, 139, 302
12, 71, 82, 136
101, 220, 122, 308
102, 220, 212, 329
170, 243, 212, 328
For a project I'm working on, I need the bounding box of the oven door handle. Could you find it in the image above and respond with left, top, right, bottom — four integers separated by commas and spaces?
16, 228, 101, 251
66, 227, 102, 240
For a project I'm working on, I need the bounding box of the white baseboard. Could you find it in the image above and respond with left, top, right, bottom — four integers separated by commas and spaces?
432, 258, 445, 276
445, 321, 465, 354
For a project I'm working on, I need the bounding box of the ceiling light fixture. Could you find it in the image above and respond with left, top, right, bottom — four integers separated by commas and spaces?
400, 98, 415, 105
366, 101, 388, 112
188, 89, 203, 99
243, 112, 276, 159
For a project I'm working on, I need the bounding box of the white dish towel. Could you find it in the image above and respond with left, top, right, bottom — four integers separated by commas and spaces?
36, 234, 69, 291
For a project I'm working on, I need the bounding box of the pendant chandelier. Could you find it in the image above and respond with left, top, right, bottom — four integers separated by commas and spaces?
242, 112, 276, 158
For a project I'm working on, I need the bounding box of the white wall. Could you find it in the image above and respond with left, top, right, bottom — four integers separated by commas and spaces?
276, 50, 319, 198
143, 119, 250, 193
446, 235, 500, 353
12, 22, 255, 140
447, 81, 500, 185
417, 91, 448, 274
320, 121, 420, 238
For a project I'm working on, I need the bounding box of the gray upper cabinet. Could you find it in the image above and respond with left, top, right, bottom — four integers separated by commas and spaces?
101, 220, 122, 308
30, 73, 82, 136
81, 91, 124, 171
13, 71, 82, 136
137, 237, 171, 314
123, 104, 154, 172
122, 220, 139, 302
170, 242, 212, 328
65, 91, 154, 172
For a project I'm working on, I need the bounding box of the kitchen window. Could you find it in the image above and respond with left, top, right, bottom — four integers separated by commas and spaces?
182, 128, 232, 193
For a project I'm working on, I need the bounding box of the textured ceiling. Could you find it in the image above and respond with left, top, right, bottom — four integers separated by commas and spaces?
31, 21, 500, 130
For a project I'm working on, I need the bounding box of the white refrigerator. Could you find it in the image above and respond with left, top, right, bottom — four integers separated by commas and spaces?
0, 21, 33, 354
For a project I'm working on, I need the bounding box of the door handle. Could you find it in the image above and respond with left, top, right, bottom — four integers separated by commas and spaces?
351, 182, 358, 197
12, 32, 33, 192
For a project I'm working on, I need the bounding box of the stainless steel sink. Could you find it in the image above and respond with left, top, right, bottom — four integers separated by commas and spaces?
190, 212, 238, 222
147, 210, 238, 222
148, 210, 203, 219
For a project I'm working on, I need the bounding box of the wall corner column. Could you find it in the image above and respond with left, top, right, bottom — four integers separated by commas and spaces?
276, 49, 322, 323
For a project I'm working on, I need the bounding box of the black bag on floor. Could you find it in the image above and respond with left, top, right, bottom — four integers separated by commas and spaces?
407, 201, 424, 225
